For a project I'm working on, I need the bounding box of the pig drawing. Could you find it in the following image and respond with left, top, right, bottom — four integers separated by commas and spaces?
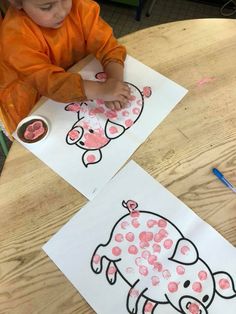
91, 200, 236, 314
64, 75, 151, 167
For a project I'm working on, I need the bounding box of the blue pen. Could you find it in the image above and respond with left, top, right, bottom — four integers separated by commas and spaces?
212, 168, 236, 193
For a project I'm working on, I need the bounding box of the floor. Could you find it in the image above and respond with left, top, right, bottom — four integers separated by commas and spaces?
0, 0, 235, 174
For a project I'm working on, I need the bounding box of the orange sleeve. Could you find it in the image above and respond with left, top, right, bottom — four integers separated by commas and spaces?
2, 30, 87, 103
79, 0, 126, 67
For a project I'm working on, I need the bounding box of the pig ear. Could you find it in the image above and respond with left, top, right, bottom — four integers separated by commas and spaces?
169, 238, 199, 265
65, 103, 82, 112
105, 120, 126, 139
213, 271, 236, 299
82, 149, 102, 167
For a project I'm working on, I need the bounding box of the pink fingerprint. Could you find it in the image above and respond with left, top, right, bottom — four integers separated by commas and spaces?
151, 276, 160, 286
163, 239, 173, 249
162, 269, 171, 279
152, 244, 161, 253
130, 95, 136, 101
130, 210, 140, 218
158, 219, 167, 228
121, 221, 129, 229
115, 233, 124, 242
86, 154, 96, 163
125, 119, 134, 127
69, 130, 79, 140
148, 255, 157, 265
125, 232, 135, 242
135, 257, 142, 266
139, 231, 153, 242
132, 218, 140, 228
126, 267, 134, 274
122, 110, 129, 117
109, 126, 118, 134
198, 271, 208, 281
147, 219, 156, 228
93, 254, 100, 264
159, 229, 168, 237
168, 282, 179, 293
108, 266, 117, 275
188, 303, 200, 314
176, 265, 185, 275
112, 247, 121, 256
192, 282, 202, 293
144, 301, 154, 312
105, 110, 118, 119
128, 245, 138, 255
136, 99, 142, 106
142, 250, 151, 260
219, 278, 230, 290
181, 246, 190, 255
129, 288, 139, 297
154, 233, 162, 243
139, 265, 148, 276
140, 241, 150, 249
96, 98, 105, 105
153, 262, 163, 272
132, 107, 140, 115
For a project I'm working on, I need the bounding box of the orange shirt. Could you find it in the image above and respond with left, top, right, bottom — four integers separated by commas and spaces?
0, 0, 126, 135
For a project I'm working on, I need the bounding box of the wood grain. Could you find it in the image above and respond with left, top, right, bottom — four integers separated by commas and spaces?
0, 19, 236, 314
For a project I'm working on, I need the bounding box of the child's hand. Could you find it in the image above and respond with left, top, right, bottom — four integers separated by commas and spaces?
101, 78, 131, 104
104, 100, 126, 110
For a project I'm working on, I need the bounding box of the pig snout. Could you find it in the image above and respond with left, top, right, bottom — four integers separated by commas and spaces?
180, 296, 207, 314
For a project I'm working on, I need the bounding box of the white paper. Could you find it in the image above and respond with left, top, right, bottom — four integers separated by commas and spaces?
14, 56, 187, 199
43, 161, 236, 314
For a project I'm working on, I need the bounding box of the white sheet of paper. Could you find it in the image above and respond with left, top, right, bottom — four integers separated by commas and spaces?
43, 161, 236, 314
14, 56, 187, 199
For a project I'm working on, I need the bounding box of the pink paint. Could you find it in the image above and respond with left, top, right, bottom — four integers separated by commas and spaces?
143, 86, 152, 97
162, 269, 171, 279
135, 257, 142, 266
141, 250, 151, 260
126, 200, 138, 210
139, 231, 153, 242
125, 232, 135, 242
68, 130, 79, 140
125, 119, 134, 127
132, 107, 140, 115
109, 126, 118, 134
121, 221, 129, 229
130, 95, 136, 101
96, 98, 105, 105
163, 239, 173, 249
192, 282, 202, 293
131, 218, 140, 228
93, 254, 100, 264
147, 219, 156, 228
219, 278, 230, 290
105, 110, 118, 119
159, 229, 168, 237
66, 103, 81, 111
144, 301, 154, 312
84, 132, 109, 148
130, 211, 140, 218
148, 255, 157, 265
86, 154, 96, 163
129, 288, 139, 297
112, 246, 121, 256
176, 265, 185, 275
153, 262, 163, 272
115, 233, 124, 242
197, 77, 215, 86
181, 245, 190, 255
168, 282, 179, 293
95, 72, 107, 81
128, 245, 138, 255
139, 241, 150, 249
108, 266, 117, 275
126, 267, 134, 274
122, 110, 129, 117
151, 276, 160, 286
136, 99, 142, 106
198, 270, 208, 281
139, 265, 148, 276
158, 219, 167, 228
152, 244, 161, 253
188, 303, 200, 314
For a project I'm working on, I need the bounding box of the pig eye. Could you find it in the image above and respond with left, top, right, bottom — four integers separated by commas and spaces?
183, 280, 190, 288
79, 141, 85, 146
89, 129, 94, 133
202, 295, 209, 303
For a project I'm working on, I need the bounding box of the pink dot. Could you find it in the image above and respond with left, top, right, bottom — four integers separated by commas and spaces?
109, 126, 118, 134
147, 219, 156, 228
153, 262, 163, 272
125, 232, 135, 242
198, 271, 208, 281
151, 276, 160, 286
130, 210, 140, 218
139, 265, 148, 276
162, 269, 171, 279
93, 254, 100, 264
176, 265, 185, 275
108, 266, 117, 274
86, 154, 96, 163
181, 245, 190, 255
188, 303, 200, 314
139, 241, 149, 249
158, 219, 167, 228
129, 288, 139, 297
154, 233, 162, 242
135, 257, 142, 266
69, 130, 79, 140
168, 282, 179, 293
192, 282, 202, 293
115, 233, 124, 242
219, 278, 230, 290
163, 239, 173, 249
148, 255, 157, 265
144, 301, 154, 312
121, 221, 129, 229
125, 119, 133, 127
112, 246, 121, 256
131, 218, 140, 228
141, 250, 151, 260
122, 110, 129, 117
152, 244, 161, 253
126, 267, 134, 274
132, 107, 140, 115
159, 229, 168, 237
128, 245, 138, 255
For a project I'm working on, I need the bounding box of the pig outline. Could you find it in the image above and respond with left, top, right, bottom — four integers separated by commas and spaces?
64, 81, 151, 167
90, 200, 236, 314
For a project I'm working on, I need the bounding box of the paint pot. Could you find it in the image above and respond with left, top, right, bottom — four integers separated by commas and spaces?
16, 115, 49, 144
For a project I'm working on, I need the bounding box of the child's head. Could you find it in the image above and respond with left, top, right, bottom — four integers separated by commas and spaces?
9, 0, 72, 29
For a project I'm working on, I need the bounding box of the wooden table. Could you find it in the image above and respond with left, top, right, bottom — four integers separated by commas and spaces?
1, 19, 236, 313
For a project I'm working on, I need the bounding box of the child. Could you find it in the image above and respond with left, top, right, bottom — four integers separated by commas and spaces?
0, 0, 131, 136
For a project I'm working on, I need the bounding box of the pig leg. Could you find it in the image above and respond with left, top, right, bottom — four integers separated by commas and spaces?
106, 261, 117, 285
91, 244, 121, 274
127, 279, 148, 314
143, 300, 158, 314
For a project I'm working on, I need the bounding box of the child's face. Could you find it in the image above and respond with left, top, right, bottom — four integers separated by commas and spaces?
21, 0, 72, 29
